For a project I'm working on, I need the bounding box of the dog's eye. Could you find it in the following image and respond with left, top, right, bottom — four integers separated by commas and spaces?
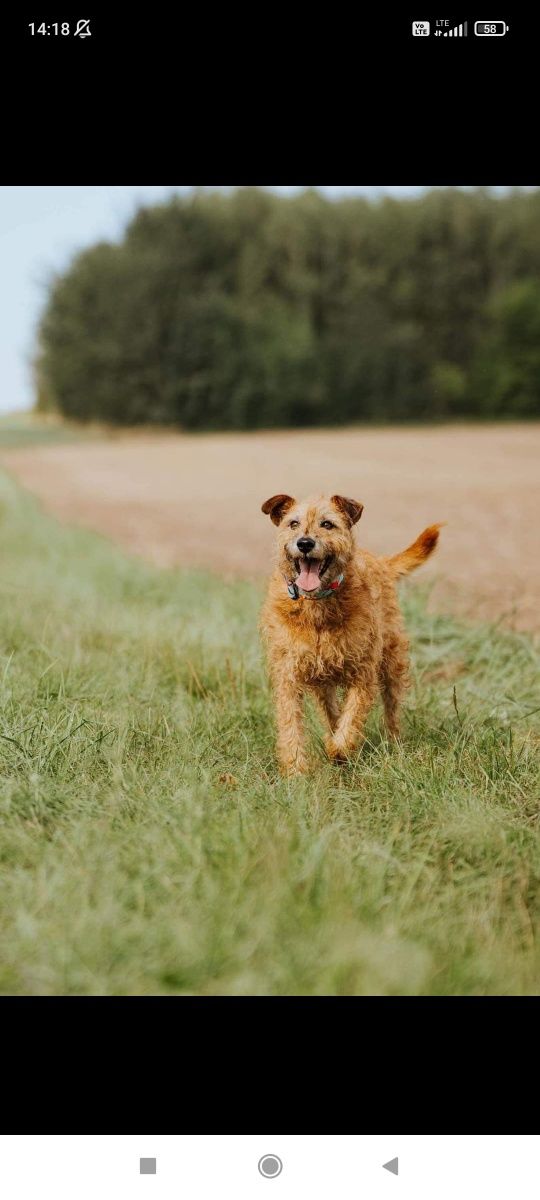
289, 520, 299, 529
320, 520, 335, 529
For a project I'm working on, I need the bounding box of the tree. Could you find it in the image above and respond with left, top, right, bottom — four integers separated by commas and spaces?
471, 280, 540, 418
35, 187, 540, 428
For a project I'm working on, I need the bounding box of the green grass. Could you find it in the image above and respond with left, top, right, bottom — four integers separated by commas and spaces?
0, 413, 91, 449
0, 470, 539, 995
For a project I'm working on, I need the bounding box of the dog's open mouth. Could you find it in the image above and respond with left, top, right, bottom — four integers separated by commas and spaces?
294, 555, 332, 591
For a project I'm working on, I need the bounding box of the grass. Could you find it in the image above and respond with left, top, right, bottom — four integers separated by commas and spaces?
0, 412, 91, 450
0, 469, 539, 995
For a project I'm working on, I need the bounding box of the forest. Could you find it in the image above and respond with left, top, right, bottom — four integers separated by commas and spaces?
35, 187, 540, 428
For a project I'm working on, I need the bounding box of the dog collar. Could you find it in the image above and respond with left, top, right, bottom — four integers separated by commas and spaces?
285, 573, 344, 600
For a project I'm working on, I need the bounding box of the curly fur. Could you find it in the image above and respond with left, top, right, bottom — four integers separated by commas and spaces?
260, 492, 442, 775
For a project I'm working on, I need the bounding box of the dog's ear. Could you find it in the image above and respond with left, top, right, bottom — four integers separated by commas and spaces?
261, 494, 296, 526
331, 495, 364, 526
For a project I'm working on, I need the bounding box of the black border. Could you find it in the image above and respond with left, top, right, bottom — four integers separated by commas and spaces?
2, 997, 537, 1131
4, 11, 539, 183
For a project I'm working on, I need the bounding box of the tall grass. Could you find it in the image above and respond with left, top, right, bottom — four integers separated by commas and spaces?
0, 470, 538, 994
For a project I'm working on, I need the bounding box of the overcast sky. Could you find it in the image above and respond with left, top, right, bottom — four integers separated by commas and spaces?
0, 184, 520, 415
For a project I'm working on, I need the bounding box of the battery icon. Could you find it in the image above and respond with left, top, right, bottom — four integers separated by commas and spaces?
474, 21, 509, 35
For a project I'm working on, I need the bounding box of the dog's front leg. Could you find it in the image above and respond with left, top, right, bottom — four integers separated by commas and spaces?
326, 672, 377, 763
272, 669, 309, 775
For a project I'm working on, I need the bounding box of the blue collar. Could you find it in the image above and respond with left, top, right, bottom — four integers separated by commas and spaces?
285, 573, 345, 600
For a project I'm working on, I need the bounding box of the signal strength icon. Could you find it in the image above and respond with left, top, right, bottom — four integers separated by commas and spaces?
435, 21, 468, 35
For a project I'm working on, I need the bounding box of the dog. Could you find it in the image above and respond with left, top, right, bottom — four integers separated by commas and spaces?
260, 493, 442, 774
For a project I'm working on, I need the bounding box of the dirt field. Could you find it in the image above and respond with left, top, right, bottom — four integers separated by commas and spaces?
2, 423, 539, 631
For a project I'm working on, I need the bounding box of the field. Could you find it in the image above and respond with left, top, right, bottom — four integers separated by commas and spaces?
2, 422, 540, 630
0, 451, 539, 995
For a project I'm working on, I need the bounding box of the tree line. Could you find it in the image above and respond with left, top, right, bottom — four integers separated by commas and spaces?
35, 187, 540, 428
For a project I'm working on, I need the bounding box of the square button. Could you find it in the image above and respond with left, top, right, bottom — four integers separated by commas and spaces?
140, 1159, 157, 1175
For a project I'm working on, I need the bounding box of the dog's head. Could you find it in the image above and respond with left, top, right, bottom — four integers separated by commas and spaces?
261, 493, 363, 592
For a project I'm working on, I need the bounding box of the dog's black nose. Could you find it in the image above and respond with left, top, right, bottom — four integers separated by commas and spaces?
297, 537, 315, 554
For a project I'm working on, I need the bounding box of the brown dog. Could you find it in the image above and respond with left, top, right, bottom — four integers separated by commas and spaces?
260, 493, 442, 774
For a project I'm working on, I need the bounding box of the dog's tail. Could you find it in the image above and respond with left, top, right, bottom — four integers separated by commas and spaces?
385, 524, 444, 579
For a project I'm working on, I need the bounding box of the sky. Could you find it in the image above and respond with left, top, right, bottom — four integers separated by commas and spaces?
0, 183, 520, 415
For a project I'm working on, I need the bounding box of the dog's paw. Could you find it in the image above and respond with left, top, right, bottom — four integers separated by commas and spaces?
325, 737, 349, 764
280, 758, 310, 777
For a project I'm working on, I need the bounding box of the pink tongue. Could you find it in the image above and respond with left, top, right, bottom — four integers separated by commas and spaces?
297, 560, 320, 591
